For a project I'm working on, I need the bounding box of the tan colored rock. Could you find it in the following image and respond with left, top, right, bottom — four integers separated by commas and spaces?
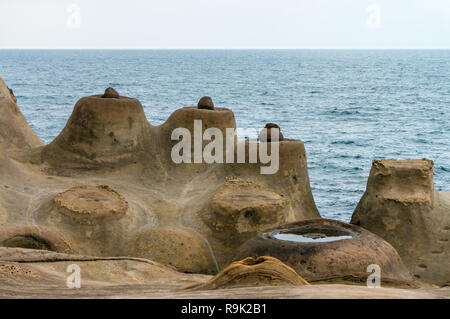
0, 78, 321, 278
197, 96, 214, 110
53, 185, 128, 224
258, 123, 284, 142
351, 159, 450, 286
0, 77, 44, 150
234, 218, 416, 287
126, 226, 217, 274
102, 87, 119, 98
42, 93, 152, 169
190, 256, 309, 290
200, 177, 292, 267
0, 225, 72, 254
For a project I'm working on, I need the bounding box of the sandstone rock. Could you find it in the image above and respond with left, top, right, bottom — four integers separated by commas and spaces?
126, 226, 217, 274
53, 185, 128, 224
0, 77, 44, 150
197, 96, 214, 110
0, 225, 72, 254
234, 218, 415, 287
190, 256, 309, 290
0, 77, 322, 281
200, 177, 292, 267
42, 93, 151, 168
258, 123, 284, 142
351, 159, 450, 286
102, 87, 120, 98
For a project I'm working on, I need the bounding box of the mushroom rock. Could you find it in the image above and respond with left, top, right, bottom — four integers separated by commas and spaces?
189, 256, 309, 290
234, 219, 415, 287
0, 77, 44, 150
351, 159, 450, 286
258, 123, 284, 142
102, 87, 120, 98
42, 91, 151, 169
125, 226, 217, 274
200, 177, 292, 268
197, 96, 214, 110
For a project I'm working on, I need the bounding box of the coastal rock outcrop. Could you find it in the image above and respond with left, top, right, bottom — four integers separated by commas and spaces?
0, 80, 321, 277
234, 218, 415, 287
0, 77, 44, 150
351, 159, 450, 286
190, 256, 309, 290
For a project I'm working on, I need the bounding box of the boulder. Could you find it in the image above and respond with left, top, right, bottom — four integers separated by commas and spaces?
102, 87, 120, 98
351, 159, 450, 286
190, 256, 309, 290
258, 123, 284, 142
234, 218, 415, 287
197, 96, 214, 110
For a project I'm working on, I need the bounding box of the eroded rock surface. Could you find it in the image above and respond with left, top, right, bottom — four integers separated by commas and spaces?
190, 256, 309, 290
234, 218, 416, 287
0, 78, 320, 277
351, 159, 450, 286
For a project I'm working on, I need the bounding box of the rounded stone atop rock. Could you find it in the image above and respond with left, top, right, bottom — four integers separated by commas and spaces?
103, 87, 120, 99
53, 185, 128, 224
190, 256, 309, 290
259, 123, 284, 142
234, 218, 415, 287
197, 96, 214, 110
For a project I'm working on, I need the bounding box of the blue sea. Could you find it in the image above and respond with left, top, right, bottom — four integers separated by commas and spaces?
0, 50, 449, 222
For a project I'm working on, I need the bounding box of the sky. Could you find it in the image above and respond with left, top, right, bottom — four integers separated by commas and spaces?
0, 0, 449, 49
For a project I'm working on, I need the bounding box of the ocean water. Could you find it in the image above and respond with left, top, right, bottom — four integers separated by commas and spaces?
0, 50, 449, 222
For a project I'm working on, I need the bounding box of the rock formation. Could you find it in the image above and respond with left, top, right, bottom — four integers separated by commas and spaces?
258, 123, 284, 142
42, 91, 152, 169
351, 159, 450, 286
189, 256, 309, 290
0, 79, 320, 275
102, 87, 120, 98
0, 77, 44, 150
234, 218, 415, 287
197, 96, 214, 110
